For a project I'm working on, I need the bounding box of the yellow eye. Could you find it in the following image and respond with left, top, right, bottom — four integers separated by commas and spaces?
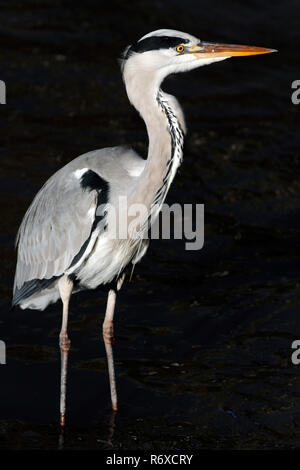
176, 45, 184, 53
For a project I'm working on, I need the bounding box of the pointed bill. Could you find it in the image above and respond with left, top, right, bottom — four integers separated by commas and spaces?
188, 42, 277, 58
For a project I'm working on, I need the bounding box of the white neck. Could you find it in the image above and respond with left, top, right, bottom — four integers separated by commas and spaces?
123, 63, 185, 221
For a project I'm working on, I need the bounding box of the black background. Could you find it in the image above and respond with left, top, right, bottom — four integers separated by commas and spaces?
0, 0, 300, 450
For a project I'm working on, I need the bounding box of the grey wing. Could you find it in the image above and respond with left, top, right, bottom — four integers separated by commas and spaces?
13, 167, 102, 297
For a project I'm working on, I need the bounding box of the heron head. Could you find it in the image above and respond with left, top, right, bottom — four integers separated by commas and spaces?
122, 29, 276, 84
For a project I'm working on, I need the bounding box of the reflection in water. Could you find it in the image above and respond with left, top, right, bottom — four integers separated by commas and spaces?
99, 411, 117, 449
58, 411, 116, 450
58, 427, 64, 450
108, 411, 117, 448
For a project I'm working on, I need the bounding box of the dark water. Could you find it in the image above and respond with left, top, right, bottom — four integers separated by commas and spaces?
0, 0, 300, 450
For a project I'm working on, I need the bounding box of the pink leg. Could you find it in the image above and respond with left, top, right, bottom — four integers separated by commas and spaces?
103, 289, 118, 411
58, 276, 73, 427
103, 274, 125, 411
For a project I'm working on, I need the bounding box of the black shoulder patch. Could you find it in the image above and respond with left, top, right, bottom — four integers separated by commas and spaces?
80, 170, 109, 195
125, 35, 189, 59
68, 170, 109, 270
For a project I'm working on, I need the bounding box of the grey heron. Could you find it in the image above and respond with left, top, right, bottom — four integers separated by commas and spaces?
12, 29, 275, 426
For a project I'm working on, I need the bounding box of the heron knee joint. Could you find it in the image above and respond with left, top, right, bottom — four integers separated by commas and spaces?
59, 334, 71, 351
103, 322, 114, 343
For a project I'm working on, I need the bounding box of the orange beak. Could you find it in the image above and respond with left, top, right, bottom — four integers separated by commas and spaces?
188, 42, 277, 58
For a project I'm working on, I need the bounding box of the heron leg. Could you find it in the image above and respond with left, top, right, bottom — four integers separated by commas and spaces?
58, 275, 73, 427
103, 274, 125, 411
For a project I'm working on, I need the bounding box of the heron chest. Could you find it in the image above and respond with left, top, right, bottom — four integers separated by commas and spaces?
74, 233, 146, 289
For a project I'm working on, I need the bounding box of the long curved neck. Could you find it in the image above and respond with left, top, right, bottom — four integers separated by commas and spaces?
124, 66, 185, 217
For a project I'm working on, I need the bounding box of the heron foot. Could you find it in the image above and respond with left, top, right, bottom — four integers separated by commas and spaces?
112, 401, 118, 412
60, 413, 66, 428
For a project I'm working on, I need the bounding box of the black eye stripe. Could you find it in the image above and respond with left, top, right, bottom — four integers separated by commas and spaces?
126, 36, 189, 58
